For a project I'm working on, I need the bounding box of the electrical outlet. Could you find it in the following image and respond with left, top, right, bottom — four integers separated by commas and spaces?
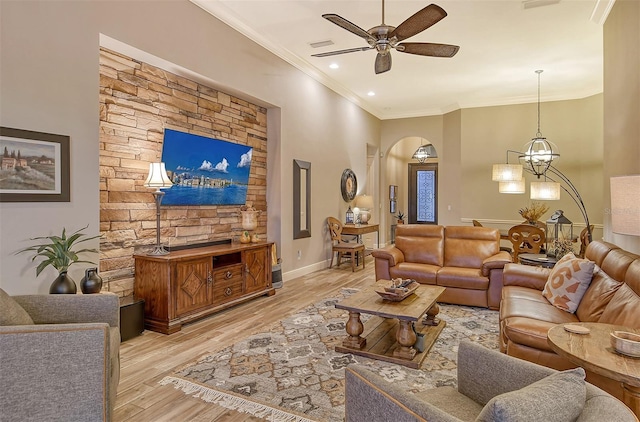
297, 250, 302, 260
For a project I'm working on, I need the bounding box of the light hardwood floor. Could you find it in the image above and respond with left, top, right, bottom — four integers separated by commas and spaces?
114, 255, 376, 421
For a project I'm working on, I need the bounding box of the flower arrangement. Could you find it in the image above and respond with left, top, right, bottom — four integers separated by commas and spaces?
553, 238, 574, 259
518, 202, 549, 223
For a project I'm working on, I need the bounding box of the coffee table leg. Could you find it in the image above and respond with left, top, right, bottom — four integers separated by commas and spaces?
343, 311, 366, 349
423, 303, 441, 326
393, 319, 417, 360
622, 383, 640, 418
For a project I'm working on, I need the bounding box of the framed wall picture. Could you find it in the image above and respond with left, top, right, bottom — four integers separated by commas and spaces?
389, 184, 397, 200
0, 127, 70, 202
390, 200, 397, 214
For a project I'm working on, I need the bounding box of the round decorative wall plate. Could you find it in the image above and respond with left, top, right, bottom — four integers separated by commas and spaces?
341, 169, 357, 202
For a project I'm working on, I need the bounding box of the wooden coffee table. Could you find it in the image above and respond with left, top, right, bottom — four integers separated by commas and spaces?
334, 280, 446, 369
548, 322, 640, 418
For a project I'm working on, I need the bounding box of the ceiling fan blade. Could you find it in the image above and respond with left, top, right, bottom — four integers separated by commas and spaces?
390, 4, 447, 42
375, 53, 392, 74
396, 42, 460, 58
311, 46, 374, 57
322, 14, 375, 41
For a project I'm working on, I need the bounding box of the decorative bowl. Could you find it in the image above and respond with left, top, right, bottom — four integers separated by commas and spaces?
610, 331, 640, 357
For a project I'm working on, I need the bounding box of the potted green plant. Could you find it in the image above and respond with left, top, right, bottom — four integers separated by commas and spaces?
396, 211, 405, 224
16, 225, 101, 294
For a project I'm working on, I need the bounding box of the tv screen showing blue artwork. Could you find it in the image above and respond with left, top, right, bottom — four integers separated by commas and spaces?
160, 129, 252, 206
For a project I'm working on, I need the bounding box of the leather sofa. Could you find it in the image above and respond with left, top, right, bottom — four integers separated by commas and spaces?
372, 225, 512, 309
500, 240, 640, 402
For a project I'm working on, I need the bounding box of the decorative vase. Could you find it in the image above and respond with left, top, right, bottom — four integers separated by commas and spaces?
240, 231, 251, 244
81, 267, 103, 294
49, 271, 77, 294
251, 233, 260, 243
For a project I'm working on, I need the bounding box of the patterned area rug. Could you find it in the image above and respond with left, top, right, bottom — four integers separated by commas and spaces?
161, 288, 499, 422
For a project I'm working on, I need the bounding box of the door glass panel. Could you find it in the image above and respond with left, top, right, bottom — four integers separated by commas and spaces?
417, 170, 436, 223
408, 163, 438, 224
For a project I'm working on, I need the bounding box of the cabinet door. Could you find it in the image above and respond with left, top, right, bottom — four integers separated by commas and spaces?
175, 257, 211, 315
244, 247, 270, 293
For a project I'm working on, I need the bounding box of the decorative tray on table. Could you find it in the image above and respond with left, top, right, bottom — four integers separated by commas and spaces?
376, 279, 419, 302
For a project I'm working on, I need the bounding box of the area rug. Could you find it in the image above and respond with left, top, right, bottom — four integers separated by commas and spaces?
160, 288, 499, 422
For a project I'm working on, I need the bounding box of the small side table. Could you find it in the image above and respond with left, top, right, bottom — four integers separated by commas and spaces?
519, 253, 558, 268
119, 296, 145, 342
548, 322, 640, 418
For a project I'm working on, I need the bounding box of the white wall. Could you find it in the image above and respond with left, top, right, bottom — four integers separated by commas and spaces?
0, 0, 379, 293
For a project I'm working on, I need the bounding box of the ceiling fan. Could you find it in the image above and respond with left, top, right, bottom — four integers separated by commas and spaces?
311, 1, 459, 74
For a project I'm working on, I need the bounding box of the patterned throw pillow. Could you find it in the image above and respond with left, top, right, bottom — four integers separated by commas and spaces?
476, 367, 586, 422
543, 252, 595, 313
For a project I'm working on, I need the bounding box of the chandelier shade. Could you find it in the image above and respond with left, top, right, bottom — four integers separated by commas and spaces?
492, 164, 523, 182
499, 180, 526, 194
530, 181, 561, 200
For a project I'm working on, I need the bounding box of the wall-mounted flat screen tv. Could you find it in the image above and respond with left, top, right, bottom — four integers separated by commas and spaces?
160, 129, 252, 206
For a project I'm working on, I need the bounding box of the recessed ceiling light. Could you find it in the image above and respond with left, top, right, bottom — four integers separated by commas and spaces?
329, 63, 339, 69
367, 91, 375, 96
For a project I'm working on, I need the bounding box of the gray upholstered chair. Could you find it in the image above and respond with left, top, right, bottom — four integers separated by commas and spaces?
345, 340, 638, 422
0, 289, 120, 421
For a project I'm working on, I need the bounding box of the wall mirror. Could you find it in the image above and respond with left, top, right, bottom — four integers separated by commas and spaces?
293, 159, 311, 239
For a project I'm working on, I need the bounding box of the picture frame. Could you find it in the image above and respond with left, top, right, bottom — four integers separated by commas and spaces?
389, 184, 397, 200
390, 200, 397, 214
0, 127, 70, 202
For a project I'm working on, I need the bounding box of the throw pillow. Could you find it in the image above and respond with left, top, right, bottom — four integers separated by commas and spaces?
476, 367, 586, 422
542, 252, 595, 313
0, 288, 34, 326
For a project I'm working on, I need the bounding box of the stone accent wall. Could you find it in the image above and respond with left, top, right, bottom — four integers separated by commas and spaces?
99, 48, 268, 297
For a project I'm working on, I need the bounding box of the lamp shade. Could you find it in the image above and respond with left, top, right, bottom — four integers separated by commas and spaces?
530, 181, 560, 200
144, 162, 173, 189
499, 180, 526, 194
610, 175, 640, 236
492, 164, 523, 182
356, 194, 374, 210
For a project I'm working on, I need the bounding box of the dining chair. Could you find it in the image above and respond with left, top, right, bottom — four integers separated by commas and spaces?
327, 217, 365, 272
508, 224, 546, 262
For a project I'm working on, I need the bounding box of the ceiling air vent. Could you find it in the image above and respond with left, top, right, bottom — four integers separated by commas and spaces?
309, 40, 334, 49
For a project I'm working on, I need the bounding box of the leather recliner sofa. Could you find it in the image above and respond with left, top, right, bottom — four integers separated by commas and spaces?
372, 225, 512, 309
500, 240, 640, 401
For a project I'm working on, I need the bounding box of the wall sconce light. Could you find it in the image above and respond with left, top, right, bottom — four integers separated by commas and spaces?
144, 162, 173, 255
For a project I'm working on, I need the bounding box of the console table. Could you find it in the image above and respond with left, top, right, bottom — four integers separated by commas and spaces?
134, 241, 274, 334
342, 223, 379, 251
